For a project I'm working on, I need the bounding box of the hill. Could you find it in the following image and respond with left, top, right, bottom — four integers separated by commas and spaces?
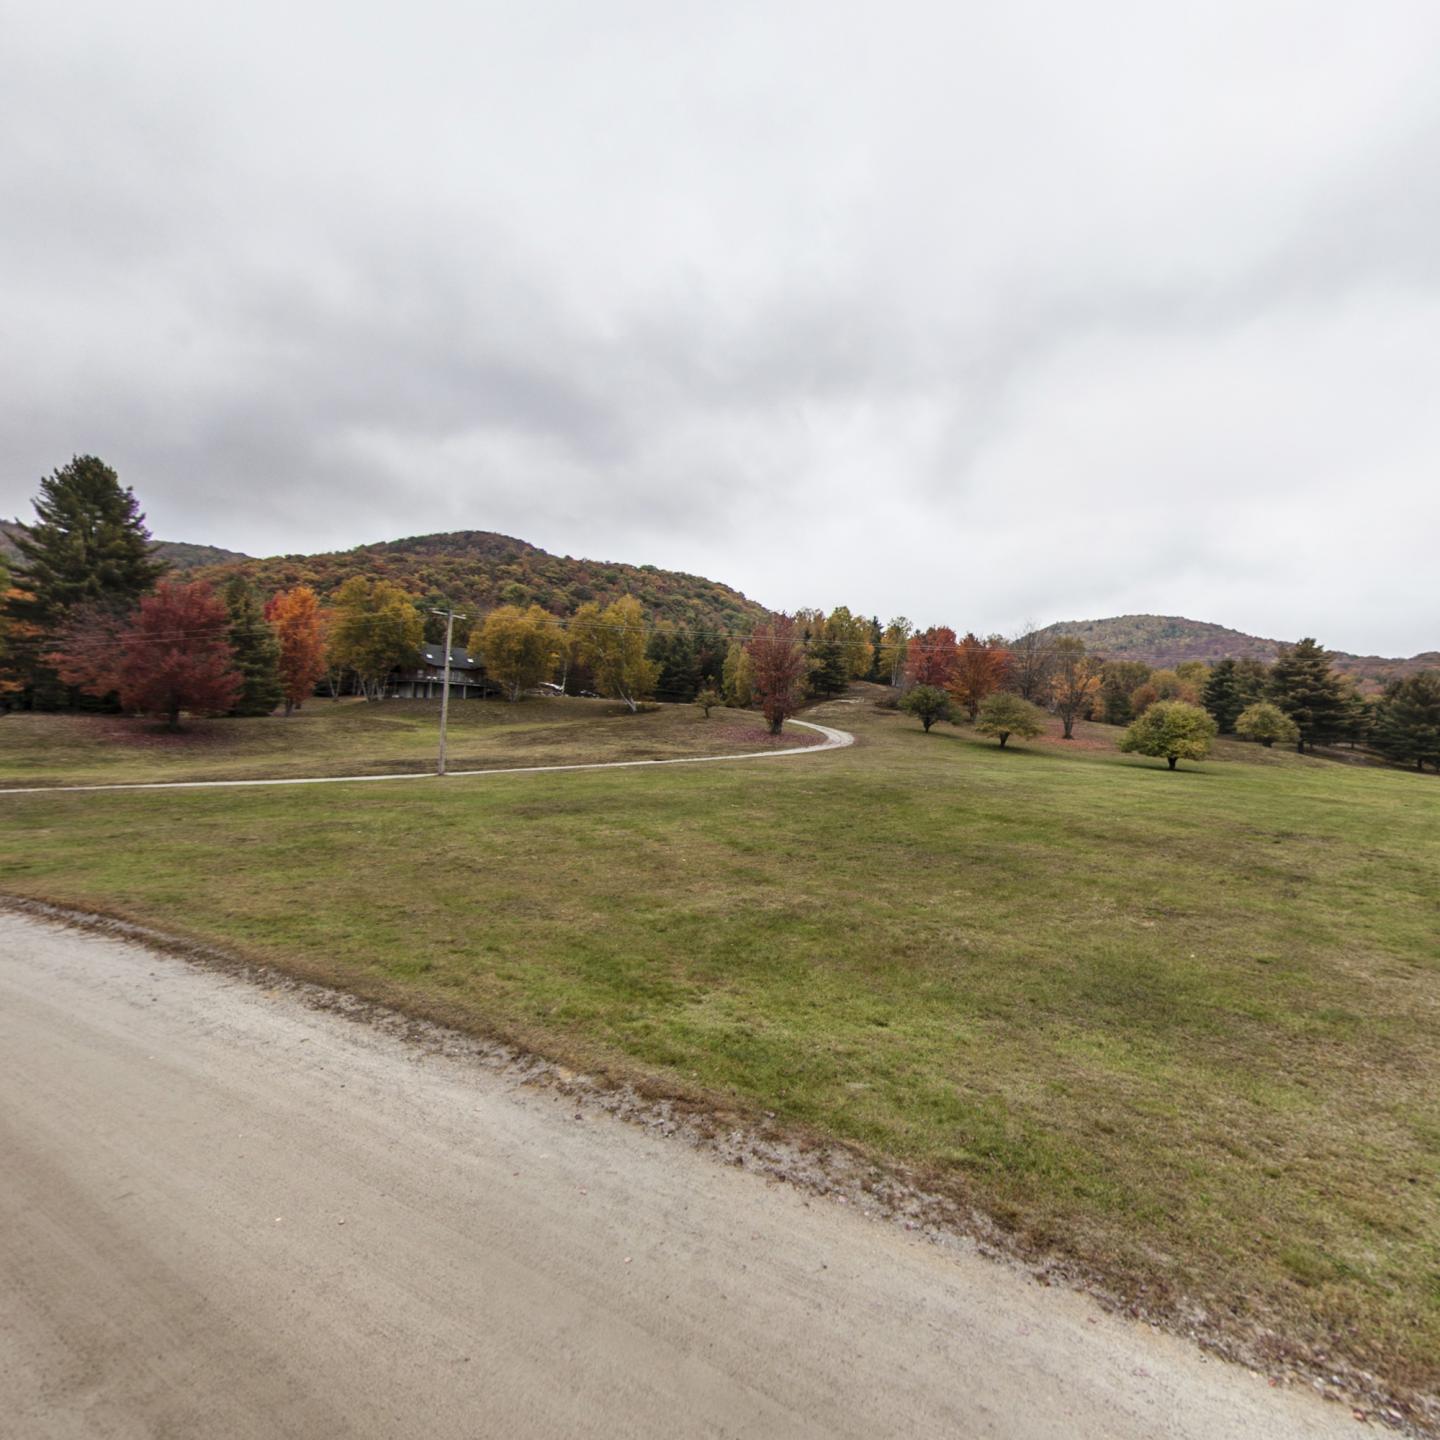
1037, 614, 1439, 686
193, 529, 770, 634
0, 519, 248, 573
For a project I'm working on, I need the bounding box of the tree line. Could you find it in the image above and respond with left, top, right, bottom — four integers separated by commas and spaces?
2, 456, 1436, 770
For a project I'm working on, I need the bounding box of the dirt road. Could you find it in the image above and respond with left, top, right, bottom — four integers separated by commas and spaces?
0, 910, 1353, 1438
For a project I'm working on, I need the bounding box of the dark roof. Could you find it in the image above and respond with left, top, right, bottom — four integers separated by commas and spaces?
417, 645, 483, 671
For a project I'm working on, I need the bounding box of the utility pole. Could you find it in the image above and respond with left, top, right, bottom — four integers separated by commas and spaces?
430, 607, 468, 776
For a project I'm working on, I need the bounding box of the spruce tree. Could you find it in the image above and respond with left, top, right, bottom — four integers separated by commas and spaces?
222, 576, 283, 716
1268, 638, 1345, 751
6, 456, 167, 708
1372, 673, 1440, 771
1202, 659, 1245, 733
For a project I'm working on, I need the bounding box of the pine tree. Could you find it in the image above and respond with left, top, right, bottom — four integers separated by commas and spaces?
6, 456, 167, 707
1268, 638, 1345, 751
223, 576, 283, 716
1202, 659, 1246, 733
1372, 673, 1440, 771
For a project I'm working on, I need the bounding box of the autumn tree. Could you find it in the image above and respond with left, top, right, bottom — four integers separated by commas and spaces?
1049, 637, 1100, 739
1235, 701, 1299, 749
899, 684, 951, 732
948, 633, 1009, 721
1372, 673, 1440, 771
974, 692, 1047, 747
475, 603, 564, 702
1269, 638, 1345, 751
329, 577, 423, 699
1118, 700, 1217, 770
746, 614, 808, 734
695, 686, 721, 718
721, 637, 754, 707
825, 606, 874, 680
570, 595, 658, 712
222, 576, 282, 717
1099, 660, 1150, 725
265, 585, 328, 715
905, 626, 959, 690
878, 617, 912, 687
5, 456, 167, 708
50, 581, 241, 731
1008, 622, 1055, 703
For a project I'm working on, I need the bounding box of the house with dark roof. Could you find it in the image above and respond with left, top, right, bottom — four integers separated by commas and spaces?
387, 644, 496, 699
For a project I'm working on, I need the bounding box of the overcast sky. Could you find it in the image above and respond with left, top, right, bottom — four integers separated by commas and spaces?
4, 2, 1439, 654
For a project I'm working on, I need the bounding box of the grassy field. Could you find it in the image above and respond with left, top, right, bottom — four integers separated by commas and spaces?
0, 697, 803, 786
2, 693, 1437, 1409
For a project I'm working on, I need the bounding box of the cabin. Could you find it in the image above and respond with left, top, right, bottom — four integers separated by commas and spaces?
387, 644, 496, 699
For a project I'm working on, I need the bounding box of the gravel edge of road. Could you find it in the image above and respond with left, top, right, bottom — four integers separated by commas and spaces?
0, 892, 1427, 1436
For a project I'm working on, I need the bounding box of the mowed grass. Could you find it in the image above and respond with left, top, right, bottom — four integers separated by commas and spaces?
0, 697, 802, 786
3, 696, 1438, 1403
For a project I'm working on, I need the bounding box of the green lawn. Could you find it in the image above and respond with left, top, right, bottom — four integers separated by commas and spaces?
2, 694, 1437, 1409
0, 696, 801, 786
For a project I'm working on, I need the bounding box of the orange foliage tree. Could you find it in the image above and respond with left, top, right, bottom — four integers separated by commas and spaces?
904, 626, 959, 689
266, 585, 327, 715
947, 633, 1010, 721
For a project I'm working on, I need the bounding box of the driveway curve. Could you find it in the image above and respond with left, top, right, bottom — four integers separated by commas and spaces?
0, 717, 854, 796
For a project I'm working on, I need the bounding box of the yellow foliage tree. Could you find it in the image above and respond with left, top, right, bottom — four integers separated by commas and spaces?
473, 604, 563, 702
328, 577, 423, 700
570, 595, 658, 712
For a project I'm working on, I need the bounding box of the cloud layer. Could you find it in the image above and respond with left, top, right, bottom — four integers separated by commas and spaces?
4, 1, 1439, 652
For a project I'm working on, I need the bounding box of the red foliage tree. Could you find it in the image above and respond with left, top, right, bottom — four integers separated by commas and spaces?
904, 626, 959, 689
266, 584, 327, 715
51, 581, 242, 730
746, 614, 809, 734
948, 633, 1010, 720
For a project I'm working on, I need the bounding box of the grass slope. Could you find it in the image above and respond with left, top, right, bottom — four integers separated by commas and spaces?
2, 697, 1437, 1409
0, 698, 802, 787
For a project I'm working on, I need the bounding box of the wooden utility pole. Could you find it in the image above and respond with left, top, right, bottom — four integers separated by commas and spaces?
431, 607, 468, 776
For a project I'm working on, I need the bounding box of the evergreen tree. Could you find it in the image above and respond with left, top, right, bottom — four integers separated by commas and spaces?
807, 634, 850, 696
1099, 660, 1150, 725
1202, 659, 1246, 733
6, 456, 166, 707
1268, 638, 1345, 751
223, 576, 283, 716
649, 629, 700, 702
1372, 673, 1440, 771
1233, 657, 1270, 708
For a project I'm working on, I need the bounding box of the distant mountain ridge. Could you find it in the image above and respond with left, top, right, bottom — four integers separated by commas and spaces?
1037, 615, 1439, 686
0, 518, 249, 573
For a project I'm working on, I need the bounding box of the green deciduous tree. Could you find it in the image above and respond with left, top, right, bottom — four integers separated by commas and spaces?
223, 576, 283, 716
899, 684, 952, 732
1119, 700, 1217, 770
974, 692, 1047, 747
330, 577, 424, 699
695, 686, 721, 718
475, 603, 563, 702
1234, 701, 1299, 748
1269, 638, 1345, 751
570, 595, 659, 712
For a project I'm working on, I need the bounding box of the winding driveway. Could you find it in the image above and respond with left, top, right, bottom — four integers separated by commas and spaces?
0, 717, 854, 796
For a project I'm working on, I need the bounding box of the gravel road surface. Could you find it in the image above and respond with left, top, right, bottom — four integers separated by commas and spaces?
0, 910, 1355, 1438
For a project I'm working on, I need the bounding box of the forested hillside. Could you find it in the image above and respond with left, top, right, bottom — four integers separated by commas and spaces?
1, 519, 247, 573
1037, 614, 1438, 687
192, 530, 770, 632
